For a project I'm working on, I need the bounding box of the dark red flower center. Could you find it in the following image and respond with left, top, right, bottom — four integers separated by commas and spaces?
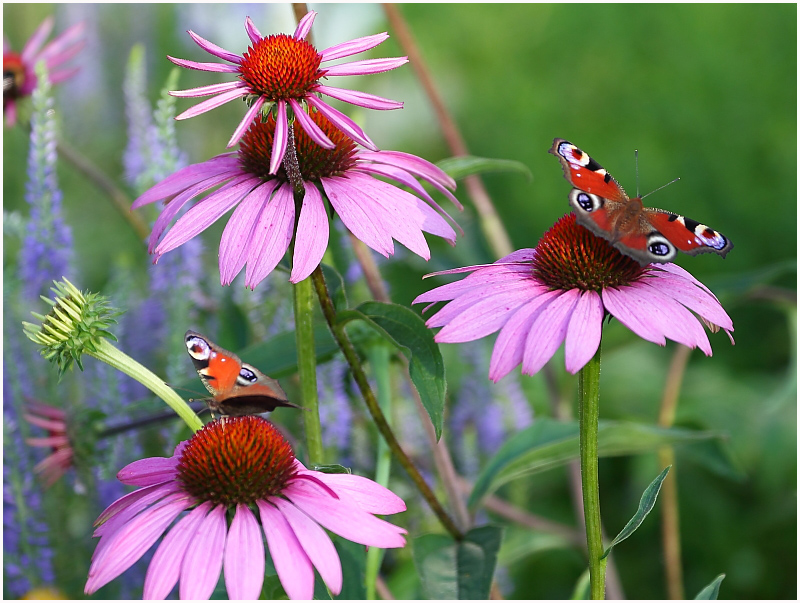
177, 416, 297, 506
3, 52, 26, 103
531, 213, 647, 292
238, 108, 358, 181
239, 33, 323, 100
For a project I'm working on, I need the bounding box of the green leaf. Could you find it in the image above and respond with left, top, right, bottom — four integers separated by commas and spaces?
321, 262, 348, 311
334, 537, 367, 599
469, 419, 720, 509
346, 301, 446, 439
571, 568, 590, 600
601, 466, 671, 559
436, 155, 533, 181
413, 526, 503, 600
311, 464, 351, 474
694, 574, 726, 599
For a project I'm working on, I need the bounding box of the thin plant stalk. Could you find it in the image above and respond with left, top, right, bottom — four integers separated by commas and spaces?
579, 339, 606, 599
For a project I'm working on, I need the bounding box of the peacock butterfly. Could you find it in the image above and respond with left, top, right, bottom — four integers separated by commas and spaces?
184, 330, 301, 418
549, 138, 733, 265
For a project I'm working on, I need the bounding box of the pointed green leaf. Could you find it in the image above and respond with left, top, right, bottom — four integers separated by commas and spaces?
571, 568, 590, 600
694, 574, 726, 599
469, 419, 720, 509
413, 526, 503, 600
601, 466, 671, 559
346, 301, 446, 439
436, 155, 533, 181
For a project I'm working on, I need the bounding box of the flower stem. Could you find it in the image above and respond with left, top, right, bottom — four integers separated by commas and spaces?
293, 274, 324, 465
89, 338, 203, 432
579, 339, 606, 599
310, 265, 463, 540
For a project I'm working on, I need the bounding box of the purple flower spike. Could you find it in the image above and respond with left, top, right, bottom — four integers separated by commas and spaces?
169, 10, 407, 158
415, 214, 734, 381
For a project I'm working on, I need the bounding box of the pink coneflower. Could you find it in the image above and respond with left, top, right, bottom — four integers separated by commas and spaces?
132, 107, 460, 288
84, 416, 406, 599
23, 400, 73, 486
169, 10, 407, 170
3, 16, 85, 126
414, 213, 734, 382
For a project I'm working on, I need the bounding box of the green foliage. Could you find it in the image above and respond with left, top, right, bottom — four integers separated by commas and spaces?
695, 574, 726, 600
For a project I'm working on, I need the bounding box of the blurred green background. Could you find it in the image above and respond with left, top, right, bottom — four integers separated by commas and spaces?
4, 3, 796, 599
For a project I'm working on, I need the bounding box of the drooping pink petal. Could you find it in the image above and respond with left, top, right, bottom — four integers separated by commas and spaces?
24, 401, 66, 419
641, 273, 734, 332
167, 56, 241, 73
94, 483, 174, 532
293, 11, 316, 40
155, 176, 260, 258
179, 504, 227, 600
244, 183, 295, 289
170, 80, 248, 98
94, 484, 183, 545
48, 65, 80, 85
323, 57, 408, 77
283, 478, 407, 548
257, 500, 315, 600
218, 180, 278, 285
308, 472, 407, 515
26, 435, 69, 447
305, 95, 376, 150
321, 176, 394, 257
428, 280, 535, 329
489, 290, 561, 382
21, 413, 64, 431
602, 286, 667, 345
5, 100, 17, 127
414, 264, 534, 305
289, 98, 334, 149
272, 498, 343, 595
228, 95, 265, 148
175, 86, 249, 120
269, 100, 288, 174
291, 184, 329, 283
358, 150, 457, 196
313, 84, 403, 111
224, 504, 266, 600
564, 290, 604, 373
143, 502, 212, 600
86, 493, 192, 595
521, 289, 580, 375
21, 16, 53, 64
320, 32, 389, 62
117, 455, 180, 486
188, 29, 243, 63
39, 22, 85, 68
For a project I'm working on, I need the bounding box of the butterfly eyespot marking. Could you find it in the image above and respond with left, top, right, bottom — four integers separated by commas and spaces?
569, 189, 603, 213
647, 234, 677, 260
238, 366, 258, 385
185, 335, 211, 361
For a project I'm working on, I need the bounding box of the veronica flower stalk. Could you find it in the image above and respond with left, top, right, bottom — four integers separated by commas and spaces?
415, 212, 734, 597
84, 415, 407, 599
3, 16, 85, 126
22, 278, 203, 432
169, 10, 407, 167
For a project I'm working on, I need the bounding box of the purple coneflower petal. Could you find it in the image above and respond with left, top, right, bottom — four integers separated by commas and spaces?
313, 85, 403, 111
155, 176, 260, 258
293, 11, 316, 40
257, 500, 315, 600
175, 86, 248, 120
94, 483, 172, 534
322, 177, 394, 257
188, 29, 242, 64
229, 96, 265, 148
564, 290, 604, 373
94, 483, 182, 541
414, 264, 533, 305
26, 435, 69, 447
291, 184, 329, 283
224, 504, 266, 600
269, 100, 289, 174
245, 183, 295, 289
323, 57, 409, 77
311, 472, 407, 515
38, 21, 85, 66
171, 80, 248, 98
428, 280, 533, 329
359, 150, 457, 194
305, 95, 376, 151
48, 65, 80, 84
283, 478, 407, 548
167, 56, 241, 74
117, 456, 180, 486
143, 502, 212, 600
320, 32, 389, 61
522, 289, 581, 375
219, 180, 278, 285
22, 413, 63, 431
289, 98, 334, 149
21, 16, 53, 63
180, 504, 227, 600
435, 285, 536, 343
602, 286, 667, 345
642, 273, 734, 332
243, 16, 262, 44
5, 100, 16, 126
272, 498, 343, 595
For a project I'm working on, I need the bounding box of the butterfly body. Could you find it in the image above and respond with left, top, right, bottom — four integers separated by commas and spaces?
184, 330, 300, 418
549, 138, 733, 265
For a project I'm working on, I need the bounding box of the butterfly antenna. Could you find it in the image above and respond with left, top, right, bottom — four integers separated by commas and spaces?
635, 148, 640, 198
642, 177, 681, 200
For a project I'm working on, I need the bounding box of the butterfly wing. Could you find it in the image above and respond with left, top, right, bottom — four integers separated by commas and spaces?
549, 138, 629, 201
644, 209, 734, 258
185, 330, 241, 397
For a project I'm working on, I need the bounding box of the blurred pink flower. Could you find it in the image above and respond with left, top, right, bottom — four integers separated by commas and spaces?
169, 10, 407, 168
132, 108, 460, 288
415, 213, 734, 381
3, 16, 85, 126
84, 416, 406, 600
23, 400, 73, 486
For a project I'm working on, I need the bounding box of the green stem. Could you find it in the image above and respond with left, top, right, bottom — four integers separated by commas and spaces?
90, 338, 203, 432
365, 344, 393, 599
579, 339, 606, 599
293, 274, 324, 465
311, 266, 463, 540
